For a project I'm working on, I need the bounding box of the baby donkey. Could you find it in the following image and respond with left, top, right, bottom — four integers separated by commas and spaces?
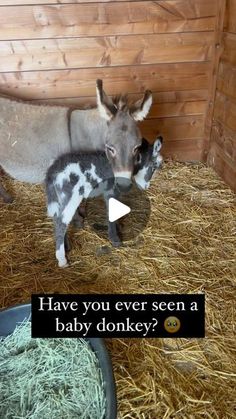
45, 137, 163, 267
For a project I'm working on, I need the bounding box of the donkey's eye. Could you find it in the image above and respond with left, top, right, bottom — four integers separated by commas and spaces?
105, 144, 116, 158
136, 153, 142, 165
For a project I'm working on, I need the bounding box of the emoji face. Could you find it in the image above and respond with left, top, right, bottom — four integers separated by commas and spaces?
164, 316, 181, 333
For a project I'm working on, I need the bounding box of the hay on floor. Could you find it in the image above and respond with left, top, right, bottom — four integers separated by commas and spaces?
0, 162, 235, 418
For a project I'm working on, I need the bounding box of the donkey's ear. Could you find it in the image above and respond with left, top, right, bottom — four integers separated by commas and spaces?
153, 136, 163, 157
131, 90, 153, 121
140, 137, 149, 152
96, 79, 117, 121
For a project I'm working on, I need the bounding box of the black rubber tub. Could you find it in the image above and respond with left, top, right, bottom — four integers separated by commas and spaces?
0, 302, 117, 419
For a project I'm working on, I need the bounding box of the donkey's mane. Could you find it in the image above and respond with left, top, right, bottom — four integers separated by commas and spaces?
112, 94, 130, 111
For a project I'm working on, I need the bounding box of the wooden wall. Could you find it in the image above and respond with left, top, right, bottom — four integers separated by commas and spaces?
0, 0, 218, 162
207, 0, 236, 191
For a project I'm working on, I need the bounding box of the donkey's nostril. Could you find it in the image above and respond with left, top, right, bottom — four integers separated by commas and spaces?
119, 183, 132, 193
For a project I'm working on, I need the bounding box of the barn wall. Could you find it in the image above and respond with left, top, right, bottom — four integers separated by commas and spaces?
207, 0, 236, 191
0, 0, 218, 162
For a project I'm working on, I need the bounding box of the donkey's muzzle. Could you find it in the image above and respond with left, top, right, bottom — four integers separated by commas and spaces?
115, 177, 132, 193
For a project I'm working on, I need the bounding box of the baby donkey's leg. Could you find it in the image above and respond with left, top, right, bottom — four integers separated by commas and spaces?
72, 208, 84, 229
104, 192, 122, 247
54, 192, 84, 267
53, 217, 69, 268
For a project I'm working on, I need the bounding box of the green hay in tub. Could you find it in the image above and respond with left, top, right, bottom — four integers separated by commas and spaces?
0, 320, 106, 419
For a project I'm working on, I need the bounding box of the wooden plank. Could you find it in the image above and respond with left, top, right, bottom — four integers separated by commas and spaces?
149, 101, 207, 119
139, 115, 204, 140
0, 2, 216, 40
33, 96, 207, 118
0, 0, 152, 4
0, 62, 211, 100
148, 90, 209, 104
161, 138, 204, 161
203, 0, 226, 161
208, 139, 236, 192
0, 33, 214, 73
217, 60, 236, 100
214, 90, 236, 132
221, 32, 236, 66
0, 0, 217, 17
34, 90, 208, 106
224, 0, 236, 33
211, 119, 236, 163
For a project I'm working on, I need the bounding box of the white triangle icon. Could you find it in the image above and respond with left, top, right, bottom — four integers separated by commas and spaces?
108, 198, 131, 222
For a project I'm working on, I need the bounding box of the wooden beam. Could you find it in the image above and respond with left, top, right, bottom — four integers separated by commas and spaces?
203, 0, 226, 161
207, 0, 236, 192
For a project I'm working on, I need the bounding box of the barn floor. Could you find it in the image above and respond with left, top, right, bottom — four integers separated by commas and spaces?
0, 163, 235, 418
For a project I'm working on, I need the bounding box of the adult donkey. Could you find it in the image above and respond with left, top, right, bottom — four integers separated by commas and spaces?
0, 80, 152, 202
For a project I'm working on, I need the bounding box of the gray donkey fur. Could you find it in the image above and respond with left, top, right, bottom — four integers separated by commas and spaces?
45, 137, 163, 267
0, 80, 152, 202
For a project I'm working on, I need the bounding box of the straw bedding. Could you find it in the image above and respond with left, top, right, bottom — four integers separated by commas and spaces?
0, 162, 235, 418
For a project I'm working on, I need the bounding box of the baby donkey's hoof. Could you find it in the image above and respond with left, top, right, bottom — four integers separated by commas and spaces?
110, 236, 122, 247
112, 241, 122, 248
58, 260, 69, 268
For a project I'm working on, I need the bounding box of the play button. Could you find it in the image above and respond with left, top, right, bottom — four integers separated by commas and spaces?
108, 198, 131, 222
85, 176, 151, 245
